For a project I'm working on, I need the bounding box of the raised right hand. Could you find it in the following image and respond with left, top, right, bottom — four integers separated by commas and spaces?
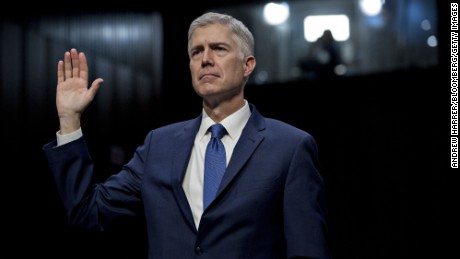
56, 48, 104, 134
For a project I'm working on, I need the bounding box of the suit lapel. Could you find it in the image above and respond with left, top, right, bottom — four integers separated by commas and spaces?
169, 105, 267, 223
217, 106, 266, 197
171, 116, 202, 231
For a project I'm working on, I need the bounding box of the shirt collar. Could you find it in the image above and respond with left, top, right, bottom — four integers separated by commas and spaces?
199, 100, 251, 141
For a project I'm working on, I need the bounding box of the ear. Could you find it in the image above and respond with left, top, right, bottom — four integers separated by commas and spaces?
243, 56, 256, 77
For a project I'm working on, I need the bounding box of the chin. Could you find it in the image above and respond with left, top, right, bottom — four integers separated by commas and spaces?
198, 82, 218, 92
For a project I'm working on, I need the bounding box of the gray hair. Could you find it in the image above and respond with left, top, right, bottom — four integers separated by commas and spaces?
188, 12, 255, 59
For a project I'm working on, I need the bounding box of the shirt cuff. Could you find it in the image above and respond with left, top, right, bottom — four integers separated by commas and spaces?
56, 128, 83, 146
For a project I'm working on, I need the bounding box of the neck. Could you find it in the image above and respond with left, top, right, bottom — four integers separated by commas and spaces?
203, 98, 245, 123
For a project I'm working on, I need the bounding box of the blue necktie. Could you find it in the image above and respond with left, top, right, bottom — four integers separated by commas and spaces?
203, 124, 227, 210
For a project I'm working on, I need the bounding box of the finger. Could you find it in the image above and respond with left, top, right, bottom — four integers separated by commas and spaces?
70, 48, 80, 78
57, 60, 64, 85
87, 78, 104, 100
64, 51, 71, 79
78, 52, 89, 81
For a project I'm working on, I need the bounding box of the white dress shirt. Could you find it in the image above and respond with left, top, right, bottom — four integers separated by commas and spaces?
56, 100, 251, 229
182, 100, 250, 228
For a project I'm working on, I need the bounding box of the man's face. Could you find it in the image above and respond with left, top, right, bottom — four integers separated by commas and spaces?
189, 23, 249, 105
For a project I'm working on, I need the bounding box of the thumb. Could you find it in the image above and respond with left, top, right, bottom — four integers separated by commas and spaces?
88, 78, 104, 99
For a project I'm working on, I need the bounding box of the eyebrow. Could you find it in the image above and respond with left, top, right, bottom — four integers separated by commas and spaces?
189, 41, 232, 54
192, 41, 230, 48
209, 42, 230, 48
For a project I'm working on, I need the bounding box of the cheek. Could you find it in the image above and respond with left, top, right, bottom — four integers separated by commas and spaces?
230, 64, 245, 78
189, 65, 198, 80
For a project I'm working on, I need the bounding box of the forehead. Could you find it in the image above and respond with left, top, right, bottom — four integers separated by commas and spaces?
190, 23, 235, 45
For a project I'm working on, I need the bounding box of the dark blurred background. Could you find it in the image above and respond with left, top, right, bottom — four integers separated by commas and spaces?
1, 0, 454, 258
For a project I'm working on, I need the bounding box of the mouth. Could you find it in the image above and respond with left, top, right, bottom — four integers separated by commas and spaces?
199, 73, 218, 80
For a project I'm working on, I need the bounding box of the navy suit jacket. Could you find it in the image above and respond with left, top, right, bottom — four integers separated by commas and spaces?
43, 104, 331, 259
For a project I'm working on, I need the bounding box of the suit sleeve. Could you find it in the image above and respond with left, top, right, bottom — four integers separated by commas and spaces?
43, 135, 147, 231
283, 134, 332, 259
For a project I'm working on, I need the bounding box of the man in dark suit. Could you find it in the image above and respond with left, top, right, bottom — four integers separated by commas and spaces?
43, 12, 331, 259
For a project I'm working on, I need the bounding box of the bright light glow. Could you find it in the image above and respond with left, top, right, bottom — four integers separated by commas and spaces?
303, 15, 350, 42
427, 35, 438, 47
359, 0, 383, 16
335, 64, 347, 75
263, 2, 290, 25
421, 19, 432, 31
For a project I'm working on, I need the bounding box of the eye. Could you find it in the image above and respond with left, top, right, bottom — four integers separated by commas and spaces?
212, 45, 229, 56
215, 46, 226, 52
190, 49, 202, 58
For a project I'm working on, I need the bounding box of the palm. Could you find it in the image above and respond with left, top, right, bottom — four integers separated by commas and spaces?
57, 76, 91, 114
56, 48, 103, 118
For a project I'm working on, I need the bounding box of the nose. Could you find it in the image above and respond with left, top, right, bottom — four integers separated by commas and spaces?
201, 48, 213, 67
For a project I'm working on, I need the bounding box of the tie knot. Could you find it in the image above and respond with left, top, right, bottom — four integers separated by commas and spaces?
209, 124, 226, 139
